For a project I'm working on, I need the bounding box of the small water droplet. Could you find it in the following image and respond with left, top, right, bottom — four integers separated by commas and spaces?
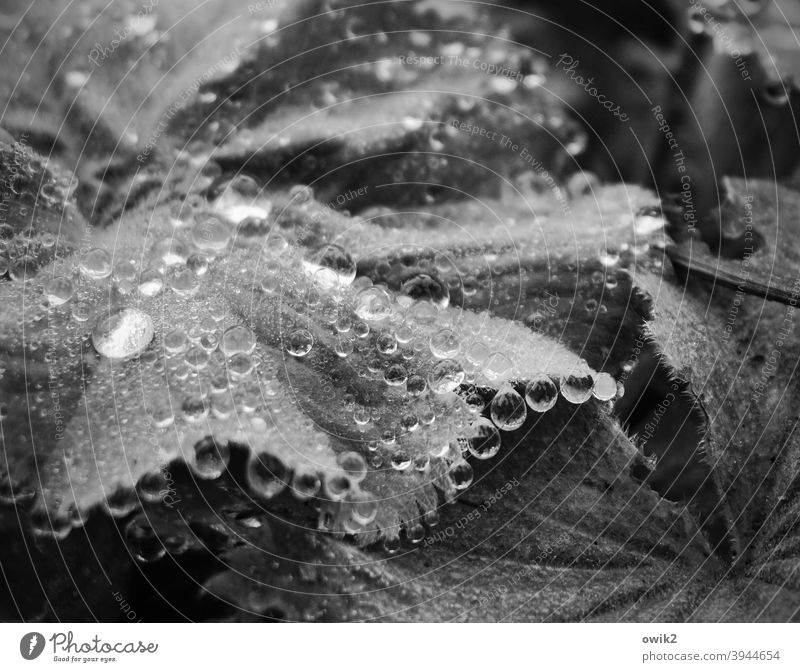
286, 328, 314, 357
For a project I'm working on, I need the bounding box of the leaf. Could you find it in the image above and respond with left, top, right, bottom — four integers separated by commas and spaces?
4, 0, 800, 623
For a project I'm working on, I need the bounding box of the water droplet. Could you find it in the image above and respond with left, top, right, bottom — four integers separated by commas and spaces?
490, 386, 527, 431
599, 248, 620, 268
350, 492, 378, 525
211, 174, 270, 224
79, 248, 112, 279
390, 450, 412, 471
43, 276, 74, 306
187, 253, 209, 276
483, 352, 513, 381
289, 184, 314, 203
324, 474, 351, 501
163, 328, 188, 354
191, 215, 232, 253
184, 346, 209, 370
592, 372, 618, 401
138, 269, 164, 297
406, 374, 427, 397
286, 328, 314, 357
634, 206, 666, 235
291, 467, 321, 500
376, 331, 397, 354
305, 243, 356, 288
125, 516, 166, 564
525, 374, 558, 412
354, 286, 393, 322
429, 328, 460, 358
338, 452, 367, 482
221, 325, 256, 356
227, 352, 254, 377
92, 308, 154, 360
400, 273, 449, 308
465, 416, 501, 459
560, 370, 594, 404
191, 437, 230, 479
151, 237, 188, 269
448, 460, 473, 490
247, 452, 289, 499
383, 536, 402, 554
137, 471, 169, 503
169, 267, 200, 296
384, 363, 408, 386
182, 395, 208, 422
428, 359, 464, 394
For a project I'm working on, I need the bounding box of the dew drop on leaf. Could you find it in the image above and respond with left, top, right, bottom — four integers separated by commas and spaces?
221, 325, 256, 356
428, 358, 465, 394
79, 248, 112, 279
465, 416, 501, 459
490, 386, 527, 431
125, 516, 166, 564
246, 452, 289, 499
429, 328, 461, 358
592, 372, 618, 401
525, 374, 558, 412
354, 286, 393, 322
448, 460, 474, 490
43, 276, 74, 306
91, 308, 154, 360
286, 328, 314, 357
560, 370, 595, 404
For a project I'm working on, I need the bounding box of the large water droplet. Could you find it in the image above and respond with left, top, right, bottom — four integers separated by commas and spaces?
429, 328, 460, 358
428, 359, 464, 394
560, 370, 594, 404
525, 374, 558, 412
354, 286, 393, 322
191, 437, 230, 479
221, 325, 256, 356
592, 372, 618, 401
400, 273, 449, 308
286, 328, 314, 357
448, 460, 473, 490
79, 248, 112, 279
125, 516, 166, 564
246, 452, 289, 499
43, 276, 74, 306
305, 243, 357, 289
465, 417, 501, 459
191, 215, 232, 253
92, 308, 154, 360
490, 386, 527, 431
